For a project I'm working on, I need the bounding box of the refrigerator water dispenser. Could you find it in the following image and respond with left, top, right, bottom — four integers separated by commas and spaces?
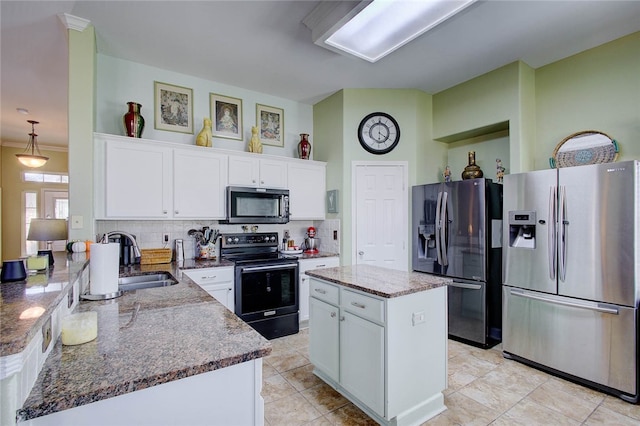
508, 210, 537, 249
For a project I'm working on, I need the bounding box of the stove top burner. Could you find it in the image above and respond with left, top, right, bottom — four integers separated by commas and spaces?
220, 232, 293, 265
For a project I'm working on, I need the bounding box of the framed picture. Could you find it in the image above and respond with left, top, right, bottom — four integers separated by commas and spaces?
210, 93, 243, 140
256, 104, 284, 147
154, 81, 193, 134
327, 189, 339, 213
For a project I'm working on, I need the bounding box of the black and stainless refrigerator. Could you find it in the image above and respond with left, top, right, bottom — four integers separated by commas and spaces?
412, 178, 503, 348
502, 160, 639, 403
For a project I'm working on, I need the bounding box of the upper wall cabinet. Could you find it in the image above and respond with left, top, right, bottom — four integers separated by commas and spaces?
94, 134, 228, 220
228, 156, 287, 189
288, 162, 326, 220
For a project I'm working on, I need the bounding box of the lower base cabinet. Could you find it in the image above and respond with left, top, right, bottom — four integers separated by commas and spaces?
309, 277, 447, 426
299, 257, 339, 324
182, 267, 234, 311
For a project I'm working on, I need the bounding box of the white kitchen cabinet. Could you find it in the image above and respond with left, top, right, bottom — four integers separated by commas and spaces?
173, 149, 227, 218
309, 277, 447, 426
104, 138, 172, 218
95, 133, 228, 219
298, 257, 339, 324
182, 267, 235, 311
288, 162, 326, 220
228, 155, 287, 188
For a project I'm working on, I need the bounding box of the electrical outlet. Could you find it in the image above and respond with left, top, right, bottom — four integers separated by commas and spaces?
163, 233, 169, 243
284, 230, 290, 239
333, 230, 338, 240
68, 284, 74, 309
42, 317, 52, 353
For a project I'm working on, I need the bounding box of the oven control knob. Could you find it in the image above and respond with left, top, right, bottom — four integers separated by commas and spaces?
227, 237, 233, 243
270, 236, 276, 241
263, 236, 269, 241
234, 237, 240, 243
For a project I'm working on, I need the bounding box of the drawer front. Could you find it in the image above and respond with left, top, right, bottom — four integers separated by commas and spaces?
341, 289, 385, 324
183, 267, 234, 285
299, 257, 340, 273
310, 278, 339, 305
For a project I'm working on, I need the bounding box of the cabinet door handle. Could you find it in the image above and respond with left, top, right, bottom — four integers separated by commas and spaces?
351, 302, 366, 309
201, 275, 217, 280
261, 180, 264, 185
316, 264, 326, 268
340, 316, 345, 321
314, 288, 327, 294
330, 312, 336, 318
163, 210, 168, 214
175, 210, 179, 214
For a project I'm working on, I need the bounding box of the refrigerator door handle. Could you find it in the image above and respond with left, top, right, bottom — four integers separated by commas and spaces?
440, 191, 449, 266
558, 185, 568, 282
450, 281, 482, 290
435, 191, 443, 266
510, 289, 619, 315
548, 185, 557, 280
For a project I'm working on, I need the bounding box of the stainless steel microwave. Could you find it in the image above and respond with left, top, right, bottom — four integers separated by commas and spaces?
225, 186, 290, 224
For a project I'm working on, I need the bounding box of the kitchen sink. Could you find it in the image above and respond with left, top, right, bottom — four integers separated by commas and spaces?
118, 272, 178, 291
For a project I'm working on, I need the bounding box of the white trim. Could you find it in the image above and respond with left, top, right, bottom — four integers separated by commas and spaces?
58, 13, 91, 32
351, 161, 409, 270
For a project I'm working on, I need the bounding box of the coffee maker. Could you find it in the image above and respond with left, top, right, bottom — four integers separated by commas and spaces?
303, 226, 319, 254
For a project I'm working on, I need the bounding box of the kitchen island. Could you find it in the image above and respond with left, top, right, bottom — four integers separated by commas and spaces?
306, 265, 451, 426
3, 256, 270, 426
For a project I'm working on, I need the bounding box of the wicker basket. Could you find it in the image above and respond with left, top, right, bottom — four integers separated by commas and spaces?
140, 248, 172, 265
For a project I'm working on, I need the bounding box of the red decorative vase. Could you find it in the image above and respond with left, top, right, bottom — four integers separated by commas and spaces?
298, 133, 311, 160
123, 102, 145, 138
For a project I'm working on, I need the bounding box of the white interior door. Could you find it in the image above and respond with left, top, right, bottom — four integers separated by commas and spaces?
353, 163, 408, 271
43, 190, 69, 251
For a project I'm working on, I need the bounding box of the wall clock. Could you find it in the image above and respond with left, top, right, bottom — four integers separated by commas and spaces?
357, 112, 400, 155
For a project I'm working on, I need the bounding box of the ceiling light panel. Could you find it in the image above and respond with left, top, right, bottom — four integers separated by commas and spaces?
326, 0, 477, 62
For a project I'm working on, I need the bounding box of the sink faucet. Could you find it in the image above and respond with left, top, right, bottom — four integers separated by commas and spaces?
101, 231, 142, 264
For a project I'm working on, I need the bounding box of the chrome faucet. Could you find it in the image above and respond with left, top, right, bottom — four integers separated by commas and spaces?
101, 231, 142, 264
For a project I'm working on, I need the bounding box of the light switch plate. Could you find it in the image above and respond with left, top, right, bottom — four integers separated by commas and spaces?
71, 215, 83, 229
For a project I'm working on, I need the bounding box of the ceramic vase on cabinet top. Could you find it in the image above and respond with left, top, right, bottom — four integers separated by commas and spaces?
462, 151, 483, 180
298, 133, 311, 159
123, 102, 145, 138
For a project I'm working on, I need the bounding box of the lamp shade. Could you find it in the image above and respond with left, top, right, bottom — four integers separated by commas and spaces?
27, 219, 68, 242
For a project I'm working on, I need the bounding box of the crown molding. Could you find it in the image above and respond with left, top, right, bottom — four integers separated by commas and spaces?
58, 13, 91, 32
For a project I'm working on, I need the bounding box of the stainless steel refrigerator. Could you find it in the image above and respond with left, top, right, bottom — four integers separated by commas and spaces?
412, 178, 503, 348
502, 160, 639, 403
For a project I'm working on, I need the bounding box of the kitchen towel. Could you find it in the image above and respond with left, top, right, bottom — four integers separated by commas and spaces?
89, 243, 119, 295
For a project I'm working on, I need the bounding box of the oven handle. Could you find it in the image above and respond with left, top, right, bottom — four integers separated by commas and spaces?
239, 263, 298, 273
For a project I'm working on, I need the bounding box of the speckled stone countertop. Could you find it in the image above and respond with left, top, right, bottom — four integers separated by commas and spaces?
280, 251, 340, 260
305, 264, 451, 298
14, 259, 271, 422
0, 252, 88, 357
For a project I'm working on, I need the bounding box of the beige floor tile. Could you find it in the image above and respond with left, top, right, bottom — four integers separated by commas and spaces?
468, 346, 507, 366
287, 328, 311, 349
527, 379, 604, 422
422, 392, 498, 425
269, 350, 311, 373
476, 364, 546, 397
283, 363, 324, 391
458, 375, 525, 412
264, 392, 323, 426
585, 405, 640, 425
493, 398, 580, 426
306, 416, 333, 426
544, 376, 607, 406
263, 361, 278, 379
448, 352, 498, 378
448, 340, 473, 359
324, 402, 377, 425
263, 373, 298, 403
600, 395, 640, 421
268, 336, 298, 356
446, 369, 479, 393
301, 382, 350, 415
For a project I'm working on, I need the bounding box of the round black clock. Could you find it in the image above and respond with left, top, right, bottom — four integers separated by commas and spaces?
357, 112, 400, 155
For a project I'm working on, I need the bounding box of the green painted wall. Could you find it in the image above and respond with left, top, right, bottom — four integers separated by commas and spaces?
534, 32, 640, 168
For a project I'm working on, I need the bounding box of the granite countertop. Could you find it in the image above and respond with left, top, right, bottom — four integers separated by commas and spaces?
282, 251, 340, 260
0, 252, 88, 357
13, 258, 271, 422
305, 264, 451, 298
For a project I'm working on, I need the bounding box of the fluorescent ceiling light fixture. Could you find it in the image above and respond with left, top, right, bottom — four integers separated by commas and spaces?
324, 0, 477, 62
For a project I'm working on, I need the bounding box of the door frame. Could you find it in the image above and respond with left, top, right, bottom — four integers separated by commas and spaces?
351, 161, 409, 270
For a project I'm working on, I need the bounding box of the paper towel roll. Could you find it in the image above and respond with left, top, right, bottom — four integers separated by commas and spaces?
90, 243, 120, 295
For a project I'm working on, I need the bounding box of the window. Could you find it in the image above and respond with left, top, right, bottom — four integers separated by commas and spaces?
24, 192, 39, 256
23, 172, 69, 183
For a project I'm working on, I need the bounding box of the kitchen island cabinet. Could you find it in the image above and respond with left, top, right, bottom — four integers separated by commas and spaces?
307, 265, 451, 426
297, 255, 340, 324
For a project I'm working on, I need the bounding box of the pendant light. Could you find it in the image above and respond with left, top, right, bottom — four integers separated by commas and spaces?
16, 120, 49, 168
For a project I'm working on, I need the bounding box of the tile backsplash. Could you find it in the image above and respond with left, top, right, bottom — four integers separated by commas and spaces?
96, 219, 340, 260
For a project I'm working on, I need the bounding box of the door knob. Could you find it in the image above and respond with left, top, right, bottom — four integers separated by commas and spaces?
358, 251, 364, 255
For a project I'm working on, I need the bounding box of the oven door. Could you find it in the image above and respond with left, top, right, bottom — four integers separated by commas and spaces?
235, 261, 299, 322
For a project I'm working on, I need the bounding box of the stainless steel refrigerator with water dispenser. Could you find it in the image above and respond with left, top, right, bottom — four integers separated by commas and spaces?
412, 178, 503, 348
502, 160, 639, 403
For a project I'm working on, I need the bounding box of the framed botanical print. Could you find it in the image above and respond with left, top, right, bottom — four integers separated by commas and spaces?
154, 81, 193, 134
210, 93, 243, 140
256, 104, 284, 147
327, 189, 339, 213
